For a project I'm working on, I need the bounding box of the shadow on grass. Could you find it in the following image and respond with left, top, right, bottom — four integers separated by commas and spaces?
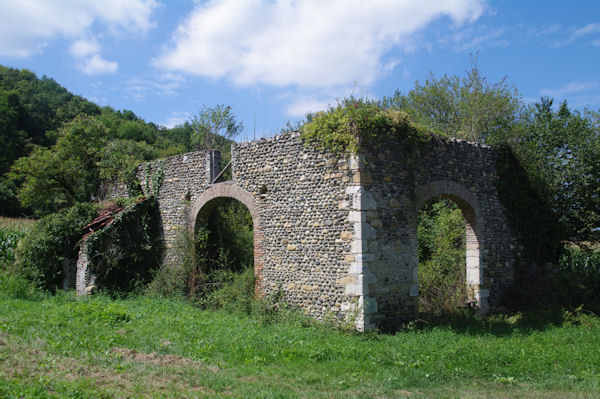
381, 307, 592, 337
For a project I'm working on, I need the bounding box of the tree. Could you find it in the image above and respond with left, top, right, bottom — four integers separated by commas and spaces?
191, 105, 243, 150
10, 115, 109, 215
513, 98, 600, 242
384, 59, 522, 144
0, 90, 28, 173
97, 139, 156, 187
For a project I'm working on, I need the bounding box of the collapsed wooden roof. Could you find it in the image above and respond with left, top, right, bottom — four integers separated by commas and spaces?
81, 197, 146, 240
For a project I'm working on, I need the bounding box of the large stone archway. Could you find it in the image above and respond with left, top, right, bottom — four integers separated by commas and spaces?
415, 180, 488, 314
187, 182, 265, 293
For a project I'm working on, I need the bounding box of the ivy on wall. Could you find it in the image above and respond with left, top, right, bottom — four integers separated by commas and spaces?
144, 159, 165, 198
85, 197, 163, 294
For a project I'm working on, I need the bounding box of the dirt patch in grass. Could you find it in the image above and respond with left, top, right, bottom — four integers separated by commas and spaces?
0, 334, 218, 396
0, 332, 9, 346
110, 347, 219, 372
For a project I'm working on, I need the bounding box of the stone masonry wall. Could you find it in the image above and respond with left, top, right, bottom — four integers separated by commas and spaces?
80, 131, 518, 331
138, 150, 220, 265
363, 136, 517, 329
229, 132, 365, 327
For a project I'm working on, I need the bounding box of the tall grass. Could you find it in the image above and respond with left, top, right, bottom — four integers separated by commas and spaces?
0, 217, 36, 269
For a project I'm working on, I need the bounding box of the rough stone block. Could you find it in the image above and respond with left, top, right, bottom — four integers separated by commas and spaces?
348, 210, 365, 223
344, 283, 363, 296
354, 223, 376, 240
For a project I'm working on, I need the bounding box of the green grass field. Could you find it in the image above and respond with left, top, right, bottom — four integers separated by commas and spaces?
1, 218, 598, 398
0, 293, 598, 398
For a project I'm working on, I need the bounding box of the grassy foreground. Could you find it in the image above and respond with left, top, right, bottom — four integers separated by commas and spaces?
0, 293, 598, 398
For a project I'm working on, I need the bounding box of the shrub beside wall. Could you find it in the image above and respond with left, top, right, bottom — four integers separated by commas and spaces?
15, 203, 98, 291
85, 197, 163, 294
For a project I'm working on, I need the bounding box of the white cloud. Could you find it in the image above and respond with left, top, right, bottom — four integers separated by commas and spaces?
573, 23, 600, 37
156, 0, 485, 89
0, 0, 159, 57
162, 111, 192, 128
126, 73, 186, 101
285, 96, 334, 118
69, 38, 118, 75
448, 26, 508, 52
69, 39, 101, 58
540, 81, 598, 97
80, 54, 118, 75
282, 83, 379, 118
552, 22, 600, 48
383, 58, 402, 73
528, 24, 561, 37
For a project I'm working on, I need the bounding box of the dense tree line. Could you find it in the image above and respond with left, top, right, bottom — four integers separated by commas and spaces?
0, 65, 238, 217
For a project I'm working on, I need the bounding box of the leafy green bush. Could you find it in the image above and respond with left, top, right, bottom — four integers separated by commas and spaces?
559, 246, 600, 277
503, 245, 600, 313
417, 198, 469, 314
15, 203, 98, 291
146, 229, 197, 299
555, 246, 600, 312
200, 266, 255, 314
205, 198, 253, 273
301, 97, 428, 154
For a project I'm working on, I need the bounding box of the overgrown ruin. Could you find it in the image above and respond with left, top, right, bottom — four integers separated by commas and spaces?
77, 132, 517, 331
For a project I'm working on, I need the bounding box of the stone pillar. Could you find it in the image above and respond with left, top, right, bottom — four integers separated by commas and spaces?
75, 242, 96, 296
342, 155, 377, 332
465, 221, 489, 314
206, 150, 221, 183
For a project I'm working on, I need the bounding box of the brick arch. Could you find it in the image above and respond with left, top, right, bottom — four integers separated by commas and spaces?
187, 183, 264, 293
415, 180, 483, 234
414, 180, 489, 314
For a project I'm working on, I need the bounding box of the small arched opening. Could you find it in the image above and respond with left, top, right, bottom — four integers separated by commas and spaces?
188, 183, 264, 300
415, 181, 488, 315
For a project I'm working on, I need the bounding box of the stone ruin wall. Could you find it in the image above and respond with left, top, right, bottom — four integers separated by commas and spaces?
229, 133, 361, 324
137, 150, 220, 266
78, 131, 517, 331
361, 136, 516, 329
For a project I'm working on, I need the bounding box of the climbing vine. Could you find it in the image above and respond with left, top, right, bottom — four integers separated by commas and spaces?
144, 160, 165, 197
85, 197, 163, 294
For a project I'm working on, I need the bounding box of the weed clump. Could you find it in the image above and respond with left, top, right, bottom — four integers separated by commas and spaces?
301, 97, 428, 155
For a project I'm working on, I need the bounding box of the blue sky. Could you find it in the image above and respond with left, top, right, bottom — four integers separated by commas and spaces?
0, 0, 598, 140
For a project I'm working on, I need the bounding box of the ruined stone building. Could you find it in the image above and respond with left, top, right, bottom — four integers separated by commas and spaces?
78, 131, 517, 331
